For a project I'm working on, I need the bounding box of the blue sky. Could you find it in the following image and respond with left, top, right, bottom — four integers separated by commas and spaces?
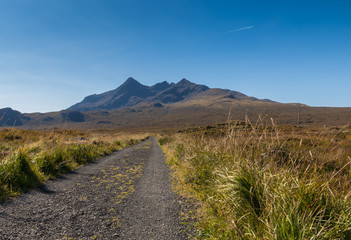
0, 0, 350, 113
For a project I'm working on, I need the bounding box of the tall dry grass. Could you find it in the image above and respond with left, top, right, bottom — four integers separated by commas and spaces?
0, 128, 147, 202
160, 119, 351, 239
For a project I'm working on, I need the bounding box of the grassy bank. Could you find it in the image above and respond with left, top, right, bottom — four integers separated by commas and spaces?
160, 121, 351, 239
0, 128, 145, 202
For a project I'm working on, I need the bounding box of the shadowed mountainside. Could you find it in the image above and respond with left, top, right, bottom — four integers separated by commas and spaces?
0, 108, 30, 127
68, 77, 168, 111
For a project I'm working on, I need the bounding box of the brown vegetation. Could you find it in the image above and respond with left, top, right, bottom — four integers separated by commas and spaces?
160, 120, 351, 239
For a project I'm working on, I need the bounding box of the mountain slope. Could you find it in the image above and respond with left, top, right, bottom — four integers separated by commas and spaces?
69, 77, 160, 111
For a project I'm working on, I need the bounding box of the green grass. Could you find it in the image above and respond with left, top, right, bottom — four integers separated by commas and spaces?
160, 121, 351, 239
0, 151, 40, 195
0, 128, 145, 202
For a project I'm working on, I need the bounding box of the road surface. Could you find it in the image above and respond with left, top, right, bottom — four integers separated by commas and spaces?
0, 137, 187, 240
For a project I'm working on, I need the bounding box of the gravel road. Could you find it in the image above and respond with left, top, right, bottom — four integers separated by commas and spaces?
0, 137, 187, 240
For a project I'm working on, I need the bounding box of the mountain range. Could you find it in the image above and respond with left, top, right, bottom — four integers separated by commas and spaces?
1, 77, 351, 129
68, 77, 265, 111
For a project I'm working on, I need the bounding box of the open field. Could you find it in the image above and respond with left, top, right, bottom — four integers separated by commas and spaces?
7, 99, 351, 130
0, 128, 148, 202
159, 120, 351, 239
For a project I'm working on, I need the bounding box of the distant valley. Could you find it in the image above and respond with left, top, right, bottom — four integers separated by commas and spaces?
1, 78, 351, 129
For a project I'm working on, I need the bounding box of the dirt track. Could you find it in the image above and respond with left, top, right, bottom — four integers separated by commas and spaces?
0, 137, 187, 239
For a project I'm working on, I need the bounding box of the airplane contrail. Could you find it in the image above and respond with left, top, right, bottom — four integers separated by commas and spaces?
223, 26, 254, 34
182, 26, 254, 43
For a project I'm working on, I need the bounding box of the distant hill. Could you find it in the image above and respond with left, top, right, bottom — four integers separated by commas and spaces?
0, 108, 30, 127
61, 111, 85, 122
0, 108, 86, 127
68, 77, 259, 111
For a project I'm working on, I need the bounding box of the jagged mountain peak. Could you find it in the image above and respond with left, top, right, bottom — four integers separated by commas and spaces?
151, 81, 169, 88
175, 78, 208, 89
175, 78, 200, 87
178, 78, 190, 84
125, 77, 137, 82
122, 77, 140, 85
150, 81, 171, 93
119, 77, 144, 89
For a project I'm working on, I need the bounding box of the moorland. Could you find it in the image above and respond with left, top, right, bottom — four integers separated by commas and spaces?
160, 120, 351, 239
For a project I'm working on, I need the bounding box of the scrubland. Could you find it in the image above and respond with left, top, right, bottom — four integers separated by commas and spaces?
160, 120, 351, 239
0, 128, 146, 202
